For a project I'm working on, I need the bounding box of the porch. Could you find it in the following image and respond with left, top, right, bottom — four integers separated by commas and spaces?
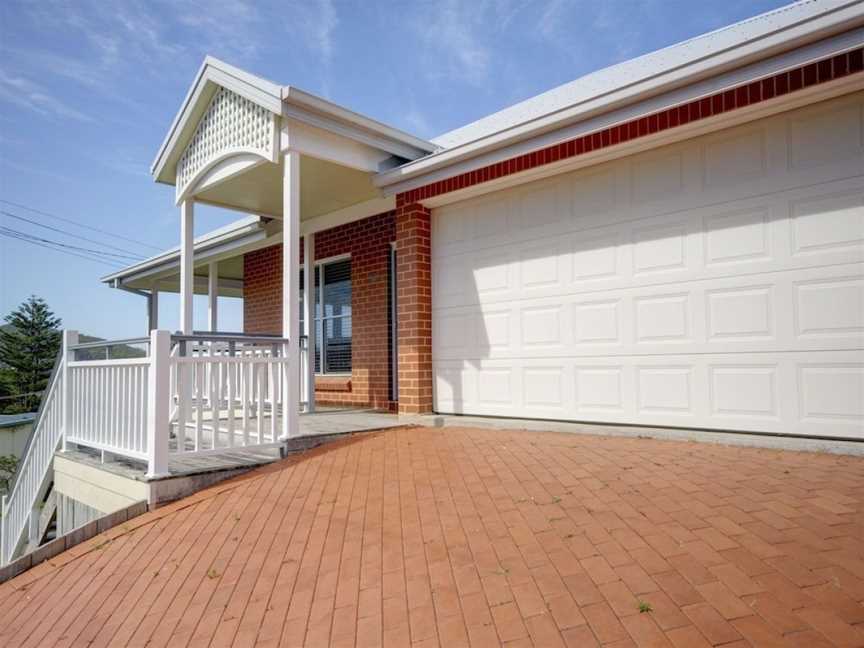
0, 330, 402, 566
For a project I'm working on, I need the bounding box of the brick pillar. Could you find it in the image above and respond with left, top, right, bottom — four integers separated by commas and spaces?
395, 200, 433, 414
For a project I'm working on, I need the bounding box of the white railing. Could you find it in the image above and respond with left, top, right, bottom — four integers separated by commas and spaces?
0, 329, 296, 565
1, 333, 69, 565
66, 358, 150, 460
170, 335, 289, 455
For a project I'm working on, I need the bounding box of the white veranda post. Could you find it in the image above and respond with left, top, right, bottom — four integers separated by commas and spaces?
303, 233, 315, 412
208, 261, 218, 332
179, 200, 195, 335
178, 199, 195, 436
283, 151, 301, 439
148, 285, 159, 332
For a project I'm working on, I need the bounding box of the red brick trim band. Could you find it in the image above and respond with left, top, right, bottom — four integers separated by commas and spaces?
397, 47, 864, 207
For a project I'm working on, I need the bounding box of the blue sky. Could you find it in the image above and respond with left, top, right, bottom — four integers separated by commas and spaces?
0, 0, 790, 339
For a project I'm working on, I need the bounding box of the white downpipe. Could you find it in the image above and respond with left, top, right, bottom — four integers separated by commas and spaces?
282, 151, 300, 440
303, 233, 315, 413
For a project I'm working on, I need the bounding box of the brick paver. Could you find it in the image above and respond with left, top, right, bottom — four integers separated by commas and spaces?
1, 426, 862, 647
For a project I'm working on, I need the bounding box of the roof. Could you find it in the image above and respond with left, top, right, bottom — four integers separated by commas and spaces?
0, 413, 36, 429
101, 215, 267, 287
151, 57, 436, 187
431, 0, 864, 150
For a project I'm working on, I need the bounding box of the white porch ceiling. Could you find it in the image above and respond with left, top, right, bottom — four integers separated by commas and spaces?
192, 154, 381, 221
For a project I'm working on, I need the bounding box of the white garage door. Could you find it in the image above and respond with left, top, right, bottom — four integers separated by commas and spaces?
432, 92, 864, 439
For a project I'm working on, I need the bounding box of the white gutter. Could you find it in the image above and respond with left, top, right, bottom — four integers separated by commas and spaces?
375, 0, 864, 190
100, 216, 266, 285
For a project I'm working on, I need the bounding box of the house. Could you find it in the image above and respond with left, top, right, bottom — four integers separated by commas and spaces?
2, 0, 863, 567
0, 414, 34, 464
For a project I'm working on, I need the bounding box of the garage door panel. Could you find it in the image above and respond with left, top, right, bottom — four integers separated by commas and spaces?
798, 362, 864, 426
434, 352, 864, 438
432, 93, 864, 439
432, 262, 864, 360
574, 365, 627, 414
708, 365, 779, 419
433, 176, 864, 313
794, 275, 864, 339
705, 285, 773, 342
703, 205, 772, 266
786, 97, 864, 170
790, 188, 864, 255
701, 126, 768, 190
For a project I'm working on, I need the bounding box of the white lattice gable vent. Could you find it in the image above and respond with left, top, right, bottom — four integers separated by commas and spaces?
175, 86, 278, 200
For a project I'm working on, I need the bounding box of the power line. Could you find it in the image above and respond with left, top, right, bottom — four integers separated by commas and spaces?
0, 230, 124, 268
0, 226, 143, 261
1, 227, 124, 265
0, 198, 164, 252
0, 210, 146, 260
0, 231, 122, 267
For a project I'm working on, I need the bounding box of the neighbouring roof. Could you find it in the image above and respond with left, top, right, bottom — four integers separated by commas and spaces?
0, 413, 36, 429
431, 0, 864, 150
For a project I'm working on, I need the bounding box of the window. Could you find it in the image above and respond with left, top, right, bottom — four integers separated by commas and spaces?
299, 258, 352, 374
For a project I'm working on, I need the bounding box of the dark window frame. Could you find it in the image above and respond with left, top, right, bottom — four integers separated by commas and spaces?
299, 256, 352, 375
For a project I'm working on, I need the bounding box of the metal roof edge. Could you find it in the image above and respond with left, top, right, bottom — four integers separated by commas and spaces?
100, 215, 265, 284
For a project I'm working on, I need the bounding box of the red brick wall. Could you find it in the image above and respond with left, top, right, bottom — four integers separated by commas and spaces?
243, 211, 396, 409
395, 202, 433, 414
243, 244, 283, 336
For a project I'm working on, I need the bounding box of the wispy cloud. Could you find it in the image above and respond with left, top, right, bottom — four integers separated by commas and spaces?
5, 0, 342, 93
292, 0, 338, 65
537, 0, 663, 65
0, 156, 75, 183
0, 70, 94, 122
173, 0, 262, 63
409, 0, 533, 89
415, 0, 491, 87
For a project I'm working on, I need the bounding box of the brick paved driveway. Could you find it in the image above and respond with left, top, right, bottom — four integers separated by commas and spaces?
1, 426, 863, 647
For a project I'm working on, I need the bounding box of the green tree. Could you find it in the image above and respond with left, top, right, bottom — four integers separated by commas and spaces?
0, 296, 62, 413
0, 455, 18, 494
